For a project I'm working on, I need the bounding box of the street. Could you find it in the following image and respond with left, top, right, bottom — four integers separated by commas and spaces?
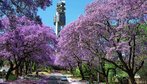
0, 72, 87, 84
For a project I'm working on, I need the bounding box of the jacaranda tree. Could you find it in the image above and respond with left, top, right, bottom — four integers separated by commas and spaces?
56, 20, 86, 79
75, 15, 110, 83
58, 0, 147, 84
0, 17, 57, 80
57, 15, 101, 81
84, 0, 147, 84
0, 0, 56, 81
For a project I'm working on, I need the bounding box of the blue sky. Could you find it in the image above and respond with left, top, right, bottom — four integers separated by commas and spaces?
37, 0, 92, 28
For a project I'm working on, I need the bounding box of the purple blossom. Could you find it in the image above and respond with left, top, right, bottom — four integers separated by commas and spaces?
0, 17, 57, 78
57, 0, 147, 83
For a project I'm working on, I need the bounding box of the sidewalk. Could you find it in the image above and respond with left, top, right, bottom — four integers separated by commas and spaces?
0, 78, 6, 83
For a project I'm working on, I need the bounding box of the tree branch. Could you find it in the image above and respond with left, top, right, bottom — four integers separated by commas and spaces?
102, 58, 127, 72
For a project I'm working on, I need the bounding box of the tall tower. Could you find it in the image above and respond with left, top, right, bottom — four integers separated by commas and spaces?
54, 0, 66, 36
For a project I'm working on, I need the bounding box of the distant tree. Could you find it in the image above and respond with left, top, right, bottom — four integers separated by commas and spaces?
56, 21, 86, 80
57, 16, 102, 82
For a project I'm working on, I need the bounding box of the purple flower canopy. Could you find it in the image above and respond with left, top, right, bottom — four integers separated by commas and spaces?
0, 16, 57, 66
57, 0, 147, 71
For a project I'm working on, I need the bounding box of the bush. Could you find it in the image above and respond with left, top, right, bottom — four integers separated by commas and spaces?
138, 59, 147, 79
8, 73, 17, 81
73, 68, 81, 77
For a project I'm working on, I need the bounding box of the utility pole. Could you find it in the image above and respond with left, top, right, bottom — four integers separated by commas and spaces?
54, 0, 66, 36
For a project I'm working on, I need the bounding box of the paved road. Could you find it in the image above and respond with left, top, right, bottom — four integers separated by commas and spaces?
0, 73, 87, 84
48, 73, 88, 84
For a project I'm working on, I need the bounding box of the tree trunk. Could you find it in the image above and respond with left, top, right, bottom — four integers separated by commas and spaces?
29, 62, 32, 74
69, 64, 73, 74
105, 77, 109, 84
70, 67, 73, 74
6, 60, 14, 80
5, 67, 13, 80
25, 61, 29, 75
89, 75, 94, 84
129, 74, 137, 84
33, 63, 37, 72
129, 76, 137, 84
19, 63, 23, 76
15, 67, 19, 77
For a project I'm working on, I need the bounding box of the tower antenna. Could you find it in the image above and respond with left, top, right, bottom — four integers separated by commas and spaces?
54, 0, 66, 36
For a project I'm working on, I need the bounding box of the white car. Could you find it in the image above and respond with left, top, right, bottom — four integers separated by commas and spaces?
60, 76, 68, 81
